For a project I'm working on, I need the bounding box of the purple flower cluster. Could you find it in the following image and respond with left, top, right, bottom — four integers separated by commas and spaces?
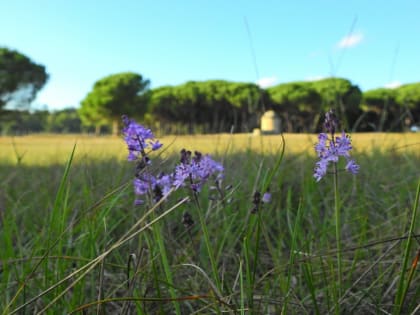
173, 149, 224, 192
251, 190, 271, 213
122, 115, 162, 161
133, 173, 172, 205
122, 116, 167, 204
314, 111, 360, 181
122, 116, 224, 204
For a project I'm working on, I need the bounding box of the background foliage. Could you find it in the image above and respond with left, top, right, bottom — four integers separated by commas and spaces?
0, 47, 48, 111
1, 47, 419, 135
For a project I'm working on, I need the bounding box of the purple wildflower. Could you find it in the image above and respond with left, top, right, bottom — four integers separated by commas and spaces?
324, 109, 339, 135
133, 172, 173, 204
345, 159, 360, 174
133, 176, 151, 195
173, 149, 224, 192
122, 115, 163, 161
134, 199, 145, 206
335, 132, 352, 157
315, 133, 328, 157
151, 140, 163, 151
314, 159, 329, 182
262, 192, 272, 204
250, 190, 271, 213
122, 117, 225, 203
314, 111, 359, 181
122, 116, 169, 204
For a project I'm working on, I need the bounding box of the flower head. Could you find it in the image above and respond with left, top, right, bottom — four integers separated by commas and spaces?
122, 115, 162, 161
133, 172, 173, 204
122, 117, 225, 204
173, 149, 224, 192
324, 109, 339, 135
122, 116, 167, 204
345, 159, 360, 174
314, 111, 359, 181
262, 192, 272, 204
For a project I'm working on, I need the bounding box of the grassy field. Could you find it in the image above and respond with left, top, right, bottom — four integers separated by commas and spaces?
1, 132, 419, 164
0, 132, 419, 314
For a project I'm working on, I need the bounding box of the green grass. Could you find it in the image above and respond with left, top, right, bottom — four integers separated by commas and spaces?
0, 133, 419, 314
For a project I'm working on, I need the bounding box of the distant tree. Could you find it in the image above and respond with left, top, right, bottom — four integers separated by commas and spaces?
225, 82, 267, 132
0, 47, 48, 111
267, 82, 322, 132
198, 80, 232, 132
79, 102, 109, 135
173, 81, 204, 132
47, 108, 82, 133
0, 109, 49, 134
309, 78, 362, 130
148, 80, 266, 133
79, 72, 150, 135
149, 86, 177, 120
395, 83, 420, 128
360, 88, 399, 131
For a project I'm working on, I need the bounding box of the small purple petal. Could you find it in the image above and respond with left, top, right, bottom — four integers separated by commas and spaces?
262, 192, 272, 203
151, 140, 163, 151
122, 116, 163, 161
134, 178, 150, 195
335, 131, 352, 157
345, 159, 360, 174
134, 199, 145, 205
314, 159, 329, 181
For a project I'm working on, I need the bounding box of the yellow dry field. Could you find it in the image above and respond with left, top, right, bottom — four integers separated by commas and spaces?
0, 133, 419, 166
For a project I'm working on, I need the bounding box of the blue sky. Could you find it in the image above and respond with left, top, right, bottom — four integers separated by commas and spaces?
1, 0, 419, 110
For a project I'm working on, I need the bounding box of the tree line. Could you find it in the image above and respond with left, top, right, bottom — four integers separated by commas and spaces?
1, 47, 419, 135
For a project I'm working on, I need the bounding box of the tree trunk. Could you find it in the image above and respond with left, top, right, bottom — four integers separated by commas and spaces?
112, 119, 119, 136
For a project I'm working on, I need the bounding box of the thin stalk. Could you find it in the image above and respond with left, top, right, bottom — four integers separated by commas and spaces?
192, 193, 222, 294
152, 218, 181, 315
3, 144, 76, 314
281, 200, 303, 314
243, 235, 253, 311
8, 197, 187, 315
333, 163, 342, 313
302, 261, 321, 315
393, 178, 420, 315
239, 260, 245, 315
252, 213, 262, 285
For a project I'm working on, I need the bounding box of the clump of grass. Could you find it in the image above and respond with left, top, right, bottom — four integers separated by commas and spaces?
0, 117, 419, 313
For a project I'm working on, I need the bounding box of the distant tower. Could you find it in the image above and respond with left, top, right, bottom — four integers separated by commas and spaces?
260, 110, 281, 134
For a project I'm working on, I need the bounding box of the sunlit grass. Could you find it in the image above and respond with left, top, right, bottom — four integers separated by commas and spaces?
0, 132, 419, 313
1, 132, 419, 165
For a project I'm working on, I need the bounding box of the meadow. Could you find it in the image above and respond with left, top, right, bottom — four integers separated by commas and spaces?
0, 131, 419, 314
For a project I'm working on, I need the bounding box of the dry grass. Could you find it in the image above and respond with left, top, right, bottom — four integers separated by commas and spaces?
1, 132, 419, 313
0, 132, 419, 165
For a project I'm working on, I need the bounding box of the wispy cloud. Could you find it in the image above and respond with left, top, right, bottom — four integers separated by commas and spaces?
256, 76, 278, 88
384, 81, 402, 89
305, 75, 326, 82
337, 33, 364, 48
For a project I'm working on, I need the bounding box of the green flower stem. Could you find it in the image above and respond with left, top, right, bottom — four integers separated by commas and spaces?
152, 218, 181, 315
192, 193, 222, 294
333, 163, 342, 310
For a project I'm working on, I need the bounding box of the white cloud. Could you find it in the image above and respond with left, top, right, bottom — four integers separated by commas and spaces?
256, 76, 278, 88
337, 33, 364, 48
305, 75, 326, 82
384, 81, 402, 89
